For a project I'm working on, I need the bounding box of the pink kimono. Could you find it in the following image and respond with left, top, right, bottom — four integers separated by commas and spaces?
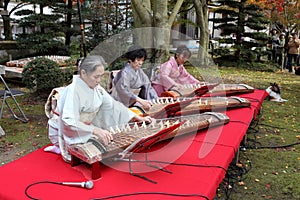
152, 56, 199, 96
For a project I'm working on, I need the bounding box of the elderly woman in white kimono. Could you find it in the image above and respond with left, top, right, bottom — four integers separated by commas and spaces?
110, 45, 158, 110
57, 55, 152, 162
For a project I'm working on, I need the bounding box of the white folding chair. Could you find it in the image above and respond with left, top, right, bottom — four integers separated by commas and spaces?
0, 75, 28, 123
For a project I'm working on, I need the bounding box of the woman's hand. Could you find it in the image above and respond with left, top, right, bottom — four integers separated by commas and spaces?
136, 98, 153, 110
171, 83, 183, 91
93, 128, 113, 145
133, 115, 153, 123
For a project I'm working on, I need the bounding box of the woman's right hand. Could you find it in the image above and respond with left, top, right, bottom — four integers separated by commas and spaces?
136, 98, 152, 110
172, 84, 183, 90
133, 115, 153, 123
93, 128, 113, 145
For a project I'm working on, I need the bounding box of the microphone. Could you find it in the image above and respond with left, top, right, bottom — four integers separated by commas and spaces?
61, 180, 94, 189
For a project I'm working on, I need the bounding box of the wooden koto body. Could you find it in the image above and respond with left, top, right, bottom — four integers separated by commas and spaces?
175, 96, 250, 116
201, 83, 254, 97
161, 83, 218, 98
161, 83, 254, 98
68, 112, 230, 165
130, 96, 251, 118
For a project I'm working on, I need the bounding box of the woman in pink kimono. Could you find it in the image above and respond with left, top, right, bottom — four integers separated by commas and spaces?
151, 45, 200, 96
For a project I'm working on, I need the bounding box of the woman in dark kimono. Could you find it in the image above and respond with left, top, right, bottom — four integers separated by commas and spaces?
111, 45, 158, 110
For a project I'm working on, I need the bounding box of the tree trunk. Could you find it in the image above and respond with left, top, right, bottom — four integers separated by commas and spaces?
39, 5, 45, 34
131, 0, 152, 48
2, 0, 12, 40
193, 0, 210, 65
3, 15, 12, 40
235, 0, 246, 60
65, 0, 73, 47
131, 0, 184, 63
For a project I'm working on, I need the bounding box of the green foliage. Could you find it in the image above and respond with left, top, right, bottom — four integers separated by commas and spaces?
16, 33, 69, 55
14, 9, 35, 16
213, 47, 234, 57
22, 57, 65, 92
13, 0, 72, 55
210, 1, 269, 61
243, 32, 268, 41
61, 57, 78, 84
15, 8, 69, 55
106, 59, 126, 71
82, 1, 133, 52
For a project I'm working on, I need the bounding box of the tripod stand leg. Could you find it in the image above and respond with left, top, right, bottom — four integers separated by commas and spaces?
128, 154, 157, 184
145, 148, 172, 174
130, 172, 157, 184
145, 162, 172, 174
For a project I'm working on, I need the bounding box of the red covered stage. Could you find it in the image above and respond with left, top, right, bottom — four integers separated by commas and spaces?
0, 90, 267, 200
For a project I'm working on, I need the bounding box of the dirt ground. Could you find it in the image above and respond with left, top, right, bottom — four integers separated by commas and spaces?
0, 145, 20, 166
0, 90, 50, 167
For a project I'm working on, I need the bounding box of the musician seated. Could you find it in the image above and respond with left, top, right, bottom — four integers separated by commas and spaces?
110, 45, 158, 110
151, 45, 201, 96
45, 55, 152, 162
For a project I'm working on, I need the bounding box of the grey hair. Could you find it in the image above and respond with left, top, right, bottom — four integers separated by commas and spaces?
78, 55, 107, 75
175, 45, 191, 59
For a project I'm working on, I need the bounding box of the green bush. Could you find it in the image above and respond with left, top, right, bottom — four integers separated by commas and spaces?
22, 57, 65, 92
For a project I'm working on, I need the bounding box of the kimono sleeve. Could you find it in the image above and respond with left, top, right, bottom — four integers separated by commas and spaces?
93, 88, 136, 129
177, 66, 200, 85
59, 85, 95, 144
113, 70, 138, 106
160, 59, 178, 90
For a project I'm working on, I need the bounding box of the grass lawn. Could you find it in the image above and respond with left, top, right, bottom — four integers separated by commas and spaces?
213, 66, 300, 200
0, 65, 299, 199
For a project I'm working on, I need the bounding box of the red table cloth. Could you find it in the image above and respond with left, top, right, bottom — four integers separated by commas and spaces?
0, 89, 267, 200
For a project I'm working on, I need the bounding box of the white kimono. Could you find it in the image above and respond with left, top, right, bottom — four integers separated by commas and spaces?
57, 75, 136, 162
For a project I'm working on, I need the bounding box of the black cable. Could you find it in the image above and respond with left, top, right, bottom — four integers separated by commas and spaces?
243, 124, 300, 149
151, 160, 228, 172
90, 191, 209, 200
247, 126, 259, 133
113, 158, 228, 172
25, 181, 210, 200
218, 153, 252, 200
246, 118, 300, 149
249, 104, 262, 120
259, 122, 300, 133
249, 118, 260, 130
247, 106, 264, 135
25, 181, 63, 200
229, 120, 249, 126
249, 142, 300, 149
258, 123, 287, 129
193, 140, 237, 155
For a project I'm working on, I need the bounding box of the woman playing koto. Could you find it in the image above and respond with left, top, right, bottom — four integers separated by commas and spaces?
110, 45, 158, 110
151, 45, 200, 96
56, 55, 152, 162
